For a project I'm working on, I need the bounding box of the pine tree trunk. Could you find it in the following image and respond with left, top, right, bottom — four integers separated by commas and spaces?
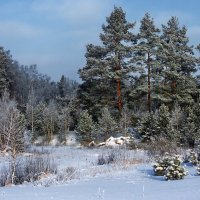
172, 80, 176, 94
117, 78, 122, 112
116, 53, 122, 113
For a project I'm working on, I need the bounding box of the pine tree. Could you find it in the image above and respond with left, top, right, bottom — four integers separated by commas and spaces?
137, 112, 157, 142
156, 104, 171, 139
78, 6, 136, 115
100, 6, 135, 112
31, 102, 46, 139
78, 44, 114, 119
98, 107, 118, 141
180, 106, 200, 147
131, 13, 161, 112
0, 47, 12, 97
159, 17, 197, 107
77, 110, 94, 142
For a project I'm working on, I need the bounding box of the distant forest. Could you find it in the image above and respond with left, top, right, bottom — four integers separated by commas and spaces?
1, 6, 200, 148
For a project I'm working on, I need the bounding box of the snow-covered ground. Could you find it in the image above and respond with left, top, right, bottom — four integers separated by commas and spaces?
0, 146, 200, 200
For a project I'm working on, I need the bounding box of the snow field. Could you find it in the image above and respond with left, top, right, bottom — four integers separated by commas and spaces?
0, 146, 200, 200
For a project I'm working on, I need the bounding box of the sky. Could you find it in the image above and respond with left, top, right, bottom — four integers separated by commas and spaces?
0, 0, 200, 82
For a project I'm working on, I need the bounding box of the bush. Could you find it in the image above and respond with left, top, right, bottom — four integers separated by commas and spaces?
0, 154, 57, 186
165, 155, 187, 180
196, 164, 200, 175
153, 153, 187, 180
24, 155, 57, 182
188, 150, 198, 166
141, 138, 178, 158
165, 164, 187, 180
153, 153, 171, 176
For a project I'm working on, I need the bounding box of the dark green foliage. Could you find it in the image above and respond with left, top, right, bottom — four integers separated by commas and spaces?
0, 47, 12, 97
159, 17, 197, 107
78, 6, 136, 116
1, 8, 200, 147
131, 13, 161, 112
138, 105, 175, 142
30, 102, 46, 138
97, 107, 118, 141
180, 106, 200, 147
156, 104, 171, 139
57, 75, 78, 107
137, 112, 157, 142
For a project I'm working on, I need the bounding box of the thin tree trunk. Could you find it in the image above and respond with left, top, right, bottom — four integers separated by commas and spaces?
147, 53, 151, 112
11, 149, 16, 185
31, 106, 34, 139
117, 78, 122, 112
116, 52, 122, 113
172, 80, 176, 94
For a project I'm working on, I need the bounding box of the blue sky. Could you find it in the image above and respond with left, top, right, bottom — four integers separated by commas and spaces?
0, 0, 199, 81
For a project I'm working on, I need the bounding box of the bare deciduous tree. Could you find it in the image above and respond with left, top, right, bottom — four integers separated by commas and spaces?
0, 91, 25, 184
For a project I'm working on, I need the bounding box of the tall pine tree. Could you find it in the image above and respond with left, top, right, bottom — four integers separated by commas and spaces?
159, 17, 197, 107
78, 6, 135, 116
131, 13, 161, 112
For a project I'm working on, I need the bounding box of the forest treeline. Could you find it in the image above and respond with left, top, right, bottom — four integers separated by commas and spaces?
1, 6, 200, 148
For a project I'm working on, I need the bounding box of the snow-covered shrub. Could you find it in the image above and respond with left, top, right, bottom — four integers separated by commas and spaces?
196, 164, 200, 175
153, 153, 171, 176
165, 155, 187, 180
183, 150, 199, 166
153, 154, 187, 180
189, 150, 198, 166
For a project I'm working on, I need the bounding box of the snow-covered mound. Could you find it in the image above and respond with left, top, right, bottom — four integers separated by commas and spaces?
97, 136, 134, 147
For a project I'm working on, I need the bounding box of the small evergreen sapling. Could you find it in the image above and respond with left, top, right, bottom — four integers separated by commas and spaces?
98, 107, 118, 141
188, 150, 198, 166
137, 112, 157, 142
153, 153, 171, 176
196, 163, 200, 175
165, 155, 187, 180
153, 153, 187, 180
77, 110, 95, 142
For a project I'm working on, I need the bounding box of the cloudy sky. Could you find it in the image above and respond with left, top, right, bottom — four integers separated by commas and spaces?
0, 0, 199, 81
